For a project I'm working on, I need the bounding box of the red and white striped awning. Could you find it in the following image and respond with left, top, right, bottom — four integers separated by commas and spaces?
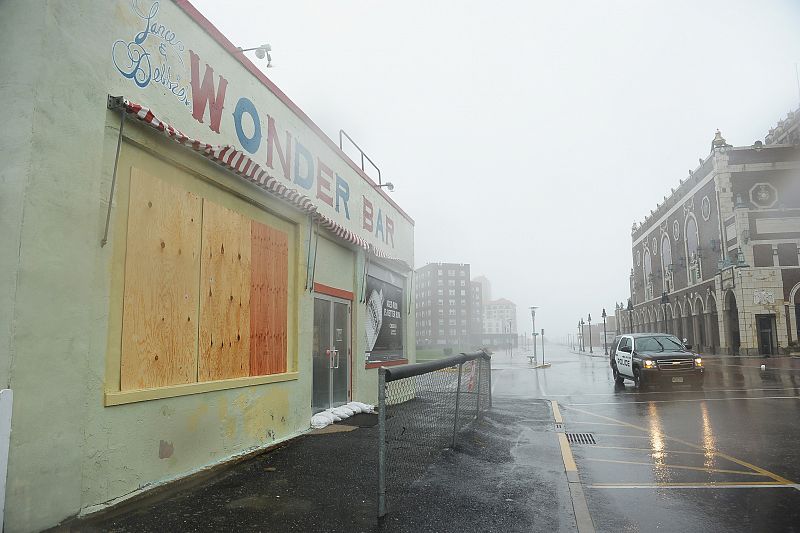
120, 99, 405, 265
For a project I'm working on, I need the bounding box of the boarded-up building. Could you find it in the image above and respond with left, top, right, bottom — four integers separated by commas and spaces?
0, 1, 415, 530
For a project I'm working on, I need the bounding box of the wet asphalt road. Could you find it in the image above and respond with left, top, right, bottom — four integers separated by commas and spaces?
491, 344, 800, 533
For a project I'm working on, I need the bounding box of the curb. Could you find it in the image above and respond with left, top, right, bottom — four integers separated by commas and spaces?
550, 401, 595, 533
569, 350, 607, 359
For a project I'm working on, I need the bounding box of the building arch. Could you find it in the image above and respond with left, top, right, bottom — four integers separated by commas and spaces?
724, 290, 741, 355
693, 296, 706, 350
673, 300, 684, 340
664, 302, 673, 334
789, 283, 800, 343
707, 292, 720, 352
681, 296, 695, 346
650, 306, 659, 332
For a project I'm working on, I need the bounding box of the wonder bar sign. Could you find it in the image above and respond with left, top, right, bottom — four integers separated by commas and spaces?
111, 0, 411, 261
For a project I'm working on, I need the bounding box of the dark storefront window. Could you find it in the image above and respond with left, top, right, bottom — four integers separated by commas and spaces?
365, 270, 406, 363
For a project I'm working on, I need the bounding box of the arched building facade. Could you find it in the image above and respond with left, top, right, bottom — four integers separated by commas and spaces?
616, 116, 800, 356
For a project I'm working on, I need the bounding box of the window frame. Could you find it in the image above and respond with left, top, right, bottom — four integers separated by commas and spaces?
104, 139, 299, 406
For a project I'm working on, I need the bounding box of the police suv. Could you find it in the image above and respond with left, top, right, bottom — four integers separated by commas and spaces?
609, 333, 704, 389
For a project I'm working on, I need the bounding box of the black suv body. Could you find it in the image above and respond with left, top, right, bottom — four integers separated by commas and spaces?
609, 333, 704, 389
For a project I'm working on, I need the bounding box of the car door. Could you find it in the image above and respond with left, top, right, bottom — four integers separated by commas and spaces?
615, 336, 634, 377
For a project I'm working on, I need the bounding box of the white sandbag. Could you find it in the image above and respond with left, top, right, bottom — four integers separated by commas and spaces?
351, 401, 375, 413
311, 413, 332, 429
345, 402, 363, 414
330, 406, 352, 419
339, 405, 356, 417
324, 408, 342, 422
317, 411, 336, 423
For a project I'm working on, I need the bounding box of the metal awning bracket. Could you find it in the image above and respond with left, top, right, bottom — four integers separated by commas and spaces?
101, 95, 126, 247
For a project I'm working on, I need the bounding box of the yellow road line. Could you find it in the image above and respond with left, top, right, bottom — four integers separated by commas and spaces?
590, 445, 709, 456
562, 405, 797, 486
591, 433, 654, 439
588, 482, 795, 490
592, 481, 784, 486
558, 421, 626, 427
567, 395, 799, 406
551, 400, 563, 424
558, 433, 578, 472
583, 457, 769, 476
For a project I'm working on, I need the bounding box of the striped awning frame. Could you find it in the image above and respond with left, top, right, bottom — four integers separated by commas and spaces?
118, 98, 406, 266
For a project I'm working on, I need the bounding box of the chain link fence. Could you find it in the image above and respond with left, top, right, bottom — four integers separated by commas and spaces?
377, 350, 492, 517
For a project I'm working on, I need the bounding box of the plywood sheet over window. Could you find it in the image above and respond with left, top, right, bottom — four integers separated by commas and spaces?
121, 168, 201, 390
199, 201, 252, 381
250, 221, 289, 375
119, 168, 291, 393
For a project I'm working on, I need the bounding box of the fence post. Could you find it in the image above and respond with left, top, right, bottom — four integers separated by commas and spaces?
486, 355, 492, 408
452, 362, 463, 448
475, 358, 482, 418
378, 367, 387, 518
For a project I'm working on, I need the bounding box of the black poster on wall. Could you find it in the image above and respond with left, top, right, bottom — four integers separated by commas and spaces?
365, 275, 404, 360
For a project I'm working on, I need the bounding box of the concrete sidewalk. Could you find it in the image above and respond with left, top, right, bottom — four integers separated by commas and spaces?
57, 398, 575, 532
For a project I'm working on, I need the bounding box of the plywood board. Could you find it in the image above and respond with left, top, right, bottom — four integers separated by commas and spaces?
250, 222, 289, 375
121, 168, 201, 390
199, 200, 252, 381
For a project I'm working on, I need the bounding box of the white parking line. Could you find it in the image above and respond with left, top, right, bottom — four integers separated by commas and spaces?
567, 395, 800, 406
545, 387, 799, 397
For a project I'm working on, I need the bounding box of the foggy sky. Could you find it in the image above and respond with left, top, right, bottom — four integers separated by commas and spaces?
192, 0, 800, 339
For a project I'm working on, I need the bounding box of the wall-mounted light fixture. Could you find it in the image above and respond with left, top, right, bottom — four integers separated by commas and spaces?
237, 44, 272, 67
375, 182, 395, 192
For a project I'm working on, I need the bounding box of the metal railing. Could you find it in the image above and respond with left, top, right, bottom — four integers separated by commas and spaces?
377, 350, 492, 517
338, 129, 383, 185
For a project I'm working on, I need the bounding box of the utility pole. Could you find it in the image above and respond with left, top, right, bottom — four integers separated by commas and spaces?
529, 307, 538, 360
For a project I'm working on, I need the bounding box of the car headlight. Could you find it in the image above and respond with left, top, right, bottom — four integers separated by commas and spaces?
694, 357, 703, 367
644, 359, 657, 369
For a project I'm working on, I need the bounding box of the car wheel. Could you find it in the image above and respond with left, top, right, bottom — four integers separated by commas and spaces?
612, 366, 625, 385
634, 368, 646, 390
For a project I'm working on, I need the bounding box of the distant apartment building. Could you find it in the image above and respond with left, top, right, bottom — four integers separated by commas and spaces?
472, 275, 492, 304
484, 298, 518, 334
470, 279, 484, 341
479, 298, 519, 348
415, 263, 473, 347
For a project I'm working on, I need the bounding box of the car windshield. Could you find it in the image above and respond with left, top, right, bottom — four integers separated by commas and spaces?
634, 336, 684, 352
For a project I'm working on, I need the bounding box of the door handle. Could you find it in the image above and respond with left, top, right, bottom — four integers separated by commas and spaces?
332, 348, 340, 369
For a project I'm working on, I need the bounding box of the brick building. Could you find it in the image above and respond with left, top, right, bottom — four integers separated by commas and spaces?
414, 263, 474, 347
616, 110, 800, 355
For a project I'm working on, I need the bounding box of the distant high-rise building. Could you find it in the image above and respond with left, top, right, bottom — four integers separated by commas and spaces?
415, 263, 473, 347
472, 275, 492, 305
470, 279, 484, 340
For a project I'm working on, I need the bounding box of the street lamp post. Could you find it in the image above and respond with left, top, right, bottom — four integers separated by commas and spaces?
601, 308, 608, 355
627, 299, 634, 334
529, 307, 538, 360
588, 314, 593, 354
541, 328, 546, 365
579, 319, 585, 352
508, 319, 513, 360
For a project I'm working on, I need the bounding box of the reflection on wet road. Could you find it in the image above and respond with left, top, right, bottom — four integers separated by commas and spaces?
491, 344, 800, 533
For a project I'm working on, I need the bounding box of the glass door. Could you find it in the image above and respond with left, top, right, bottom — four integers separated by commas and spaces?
312, 296, 351, 413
